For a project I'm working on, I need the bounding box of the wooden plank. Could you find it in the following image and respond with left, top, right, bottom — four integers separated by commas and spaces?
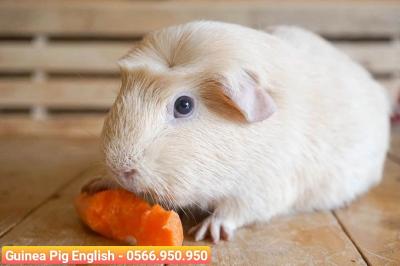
0, 132, 397, 264
0, 148, 163, 266
177, 212, 366, 265
390, 124, 400, 160
380, 79, 400, 92
0, 0, 398, 37
0, 115, 105, 137
0, 78, 119, 108
0, 42, 398, 74
0, 163, 117, 246
0, 162, 365, 264
0, 78, 396, 109
0, 42, 131, 73
0, 136, 100, 237
334, 159, 400, 265
385, 79, 400, 111
336, 43, 400, 75
0, 161, 161, 266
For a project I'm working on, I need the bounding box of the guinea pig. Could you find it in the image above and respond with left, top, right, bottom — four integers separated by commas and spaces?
83, 21, 391, 243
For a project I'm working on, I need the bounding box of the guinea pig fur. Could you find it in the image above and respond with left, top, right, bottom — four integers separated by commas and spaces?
94, 21, 391, 243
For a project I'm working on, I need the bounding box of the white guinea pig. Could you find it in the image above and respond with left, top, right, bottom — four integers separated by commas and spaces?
83, 21, 390, 243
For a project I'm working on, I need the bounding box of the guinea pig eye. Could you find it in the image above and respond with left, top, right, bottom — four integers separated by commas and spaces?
174, 95, 194, 118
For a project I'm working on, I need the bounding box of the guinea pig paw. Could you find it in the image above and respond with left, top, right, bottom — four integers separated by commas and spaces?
188, 215, 235, 244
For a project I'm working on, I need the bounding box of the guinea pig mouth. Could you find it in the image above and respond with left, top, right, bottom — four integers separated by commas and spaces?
108, 169, 176, 210
115, 176, 142, 193
112, 176, 165, 205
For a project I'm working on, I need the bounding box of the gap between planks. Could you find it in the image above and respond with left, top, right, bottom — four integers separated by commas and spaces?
328, 153, 400, 266
331, 211, 371, 266
0, 166, 95, 240
331, 156, 400, 266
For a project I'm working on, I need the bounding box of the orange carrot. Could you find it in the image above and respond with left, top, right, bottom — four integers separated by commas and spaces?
75, 189, 183, 246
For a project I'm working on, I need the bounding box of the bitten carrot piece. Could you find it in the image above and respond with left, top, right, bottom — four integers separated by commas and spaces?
75, 189, 183, 246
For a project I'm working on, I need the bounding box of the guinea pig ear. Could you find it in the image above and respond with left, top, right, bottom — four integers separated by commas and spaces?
220, 70, 276, 123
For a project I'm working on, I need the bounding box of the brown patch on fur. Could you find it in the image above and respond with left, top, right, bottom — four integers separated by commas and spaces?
200, 78, 247, 123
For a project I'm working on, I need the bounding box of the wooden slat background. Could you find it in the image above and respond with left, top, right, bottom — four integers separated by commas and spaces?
0, 0, 399, 136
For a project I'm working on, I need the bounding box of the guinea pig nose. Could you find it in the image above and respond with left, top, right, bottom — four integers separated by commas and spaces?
122, 169, 137, 180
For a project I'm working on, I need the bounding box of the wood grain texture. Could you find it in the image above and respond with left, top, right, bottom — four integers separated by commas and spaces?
178, 212, 366, 265
0, 78, 119, 108
335, 43, 400, 75
0, 115, 105, 137
0, 0, 399, 37
390, 123, 400, 160
0, 163, 116, 246
0, 142, 175, 265
0, 42, 398, 74
0, 137, 100, 237
334, 159, 400, 266
0, 42, 131, 73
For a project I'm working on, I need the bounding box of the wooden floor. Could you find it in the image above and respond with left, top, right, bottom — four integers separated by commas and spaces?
0, 126, 399, 265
